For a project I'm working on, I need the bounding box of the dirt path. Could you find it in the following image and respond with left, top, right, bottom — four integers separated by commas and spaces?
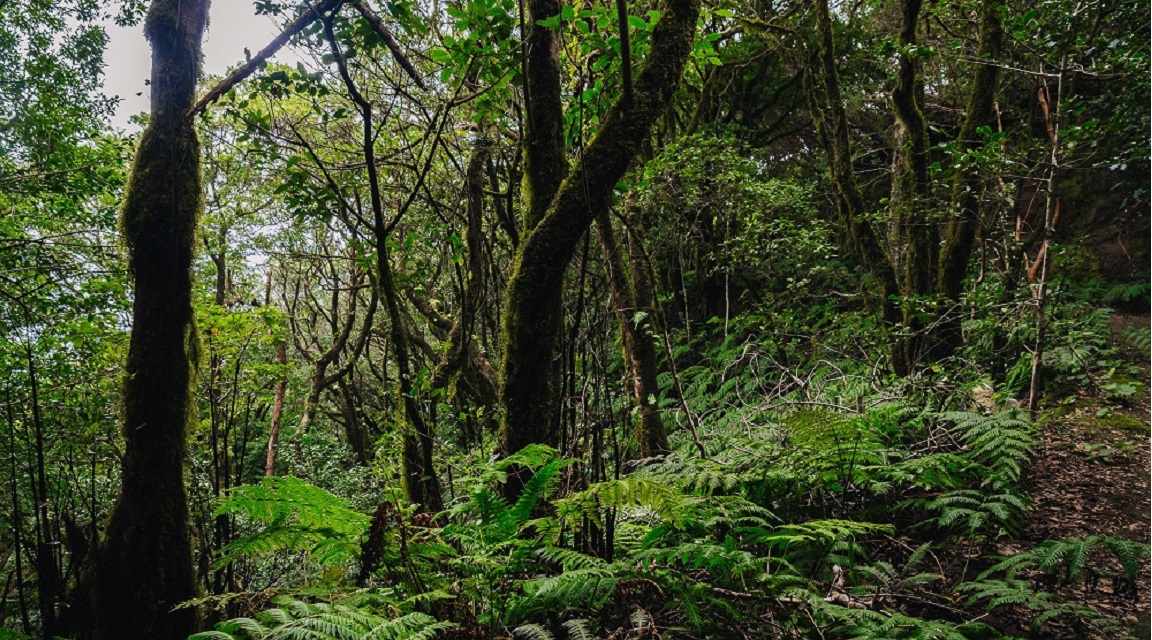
1013, 314, 1150, 637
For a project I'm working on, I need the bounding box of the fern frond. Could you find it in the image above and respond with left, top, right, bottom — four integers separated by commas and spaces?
561, 619, 594, 640
512, 624, 554, 640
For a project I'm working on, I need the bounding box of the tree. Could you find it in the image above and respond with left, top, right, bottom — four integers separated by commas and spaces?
497, 0, 702, 467
89, 1, 211, 638
802, 0, 1002, 375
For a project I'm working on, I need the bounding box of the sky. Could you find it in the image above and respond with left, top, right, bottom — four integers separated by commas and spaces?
102, 1, 306, 129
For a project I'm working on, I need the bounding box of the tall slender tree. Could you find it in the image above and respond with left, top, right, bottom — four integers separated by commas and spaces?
90, 1, 211, 638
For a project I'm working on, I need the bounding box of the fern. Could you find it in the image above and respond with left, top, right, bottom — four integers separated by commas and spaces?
509, 568, 620, 623
511, 624, 554, 640
215, 477, 371, 567
815, 601, 1008, 640
191, 598, 453, 640
981, 536, 1151, 585
538, 546, 607, 572
1106, 537, 1151, 583
925, 489, 1029, 537
561, 619, 594, 640
850, 544, 942, 595
939, 410, 1034, 488
957, 578, 1105, 631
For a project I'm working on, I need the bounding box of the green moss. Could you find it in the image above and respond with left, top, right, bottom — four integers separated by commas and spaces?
499, 0, 700, 468
92, 2, 210, 639
1093, 414, 1151, 436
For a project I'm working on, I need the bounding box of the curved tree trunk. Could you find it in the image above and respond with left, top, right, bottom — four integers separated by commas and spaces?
92, 1, 211, 638
890, 0, 935, 370
805, 0, 1001, 374
499, 0, 701, 469
804, 0, 903, 371
935, 0, 1004, 354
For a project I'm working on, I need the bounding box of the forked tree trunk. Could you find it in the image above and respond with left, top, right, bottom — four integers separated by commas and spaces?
805, 0, 1002, 374
91, 1, 211, 638
595, 209, 669, 458
499, 0, 701, 472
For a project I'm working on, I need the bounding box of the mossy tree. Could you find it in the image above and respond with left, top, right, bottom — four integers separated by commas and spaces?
802, 0, 1002, 375
322, 13, 444, 512
498, 0, 700, 468
594, 208, 669, 458
90, 0, 211, 638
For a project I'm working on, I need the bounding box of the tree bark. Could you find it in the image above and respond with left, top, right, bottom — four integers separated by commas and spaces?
936, 0, 1003, 344
499, 0, 701, 464
92, 1, 211, 638
595, 209, 668, 458
889, 0, 934, 369
265, 341, 288, 476
520, 0, 568, 230
805, 0, 903, 371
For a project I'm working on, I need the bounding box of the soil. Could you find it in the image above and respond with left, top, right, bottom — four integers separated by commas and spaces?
1007, 313, 1151, 638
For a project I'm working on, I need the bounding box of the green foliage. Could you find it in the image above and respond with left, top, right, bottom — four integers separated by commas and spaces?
190, 597, 452, 640
815, 603, 1013, 640
981, 536, 1150, 586
4, 0, 1148, 638
942, 411, 1034, 487
215, 477, 371, 568
957, 578, 1107, 632
902, 411, 1035, 537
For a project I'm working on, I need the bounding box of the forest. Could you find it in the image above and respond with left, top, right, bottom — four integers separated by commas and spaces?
1, 0, 1149, 638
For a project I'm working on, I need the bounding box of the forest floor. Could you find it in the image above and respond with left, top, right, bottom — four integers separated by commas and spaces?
999, 313, 1151, 638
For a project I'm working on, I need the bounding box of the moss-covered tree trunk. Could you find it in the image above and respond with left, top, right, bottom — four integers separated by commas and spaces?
804, 0, 903, 371
935, 0, 1003, 352
92, 1, 210, 638
521, 0, 568, 230
805, 0, 1001, 374
889, 0, 935, 371
427, 135, 491, 447
499, 0, 700, 464
594, 209, 668, 458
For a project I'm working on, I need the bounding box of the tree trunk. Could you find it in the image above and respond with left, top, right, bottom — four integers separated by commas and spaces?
594, 209, 668, 458
265, 341, 288, 476
265, 268, 288, 476
499, 0, 701, 466
935, 0, 1003, 354
520, 0, 568, 230
889, 0, 935, 370
92, 1, 210, 638
805, 0, 903, 372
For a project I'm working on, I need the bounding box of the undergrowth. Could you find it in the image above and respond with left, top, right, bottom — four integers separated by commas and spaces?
190, 292, 1149, 640
194, 399, 1149, 639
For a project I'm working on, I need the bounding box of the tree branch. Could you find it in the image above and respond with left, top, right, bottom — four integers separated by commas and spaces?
349, 0, 425, 89
188, 0, 344, 118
